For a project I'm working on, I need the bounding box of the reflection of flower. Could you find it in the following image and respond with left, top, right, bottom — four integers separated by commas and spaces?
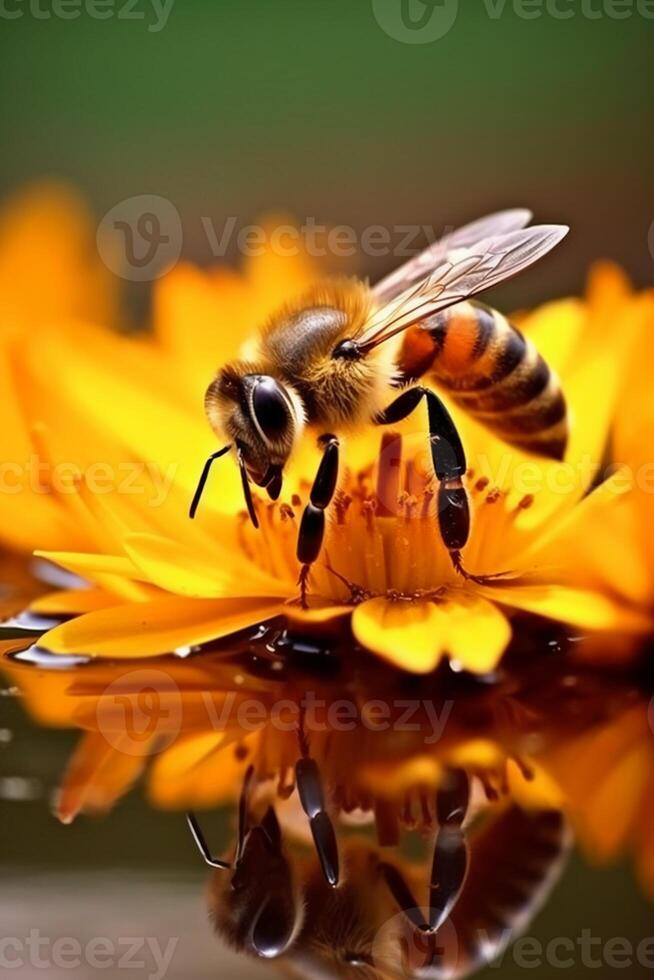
0, 185, 651, 674
3, 628, 626, 826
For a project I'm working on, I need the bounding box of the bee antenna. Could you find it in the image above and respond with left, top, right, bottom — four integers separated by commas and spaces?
237, 765, 256, 859
186, 811, 231, 870
189, 445, 232, 519
236, 445, 260, 530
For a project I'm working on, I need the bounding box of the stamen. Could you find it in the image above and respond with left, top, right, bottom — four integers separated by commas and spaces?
362, 497, 377, 533
334, 492, 352, 525
420, 488, 434, 521
510, 755, 535, 781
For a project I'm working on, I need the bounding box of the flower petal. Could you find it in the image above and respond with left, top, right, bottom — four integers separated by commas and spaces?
30, 588, 118, 615
57, 731, 149, 824
40, 595, 286, 658
123, 532, 292, 599
352, 598, 448, 674
444, 592, 511, 673
482, 583, 651, 632
148, 732, 254, 809
35, 549, 152, 602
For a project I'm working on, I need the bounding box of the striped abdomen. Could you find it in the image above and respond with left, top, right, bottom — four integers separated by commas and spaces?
398, 301, 568, 460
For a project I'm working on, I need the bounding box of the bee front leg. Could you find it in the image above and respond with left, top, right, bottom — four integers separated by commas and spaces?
375, 387, 472, 578
295, 719, 340, 887
296, 434, 340, 608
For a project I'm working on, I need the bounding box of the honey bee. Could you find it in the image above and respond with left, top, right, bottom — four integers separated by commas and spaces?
190, 210, 569, 602
187, 763, 570, 978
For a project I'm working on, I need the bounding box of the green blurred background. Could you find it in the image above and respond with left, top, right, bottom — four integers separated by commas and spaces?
1, 2, 654, 977
1, 0, 653, 300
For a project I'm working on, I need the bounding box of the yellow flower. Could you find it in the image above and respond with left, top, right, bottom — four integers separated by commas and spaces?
530, 271, 654, 897
1, 185, 651, 675
0, 183, 117, 553
568, 274, 654, 621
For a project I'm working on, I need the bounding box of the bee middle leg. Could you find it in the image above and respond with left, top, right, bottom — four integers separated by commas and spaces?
296, 434, 340, 608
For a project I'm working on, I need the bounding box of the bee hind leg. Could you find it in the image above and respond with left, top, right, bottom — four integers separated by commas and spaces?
379, 769, 470, 934
429, 768, 470, 932
376, 388, 515, 585
296, 434, 340, 609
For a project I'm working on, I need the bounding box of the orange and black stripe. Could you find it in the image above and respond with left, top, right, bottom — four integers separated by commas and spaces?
398, 301, 568, 460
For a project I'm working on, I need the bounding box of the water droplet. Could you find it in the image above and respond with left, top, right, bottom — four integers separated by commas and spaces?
10, 645, 90, 669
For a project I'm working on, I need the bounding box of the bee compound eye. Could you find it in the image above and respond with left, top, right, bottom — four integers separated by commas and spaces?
252, 377, 292, 443
250, 895, 296, 959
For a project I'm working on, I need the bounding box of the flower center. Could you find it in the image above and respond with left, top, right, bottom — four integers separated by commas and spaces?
238, 432, 536, 605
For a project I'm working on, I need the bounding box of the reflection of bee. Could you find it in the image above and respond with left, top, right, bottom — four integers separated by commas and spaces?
287, 806, 569, 980
191, 210, 569, 601
186, 766, 303, 959
186, 740, 340, 959
187, 763, 569, 978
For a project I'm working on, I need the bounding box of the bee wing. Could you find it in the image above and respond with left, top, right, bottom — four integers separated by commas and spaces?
373, 208, 533, 302
357, 223, 569, 354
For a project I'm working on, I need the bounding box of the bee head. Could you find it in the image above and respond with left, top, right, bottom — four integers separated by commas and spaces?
205, 365, 304, 498
208, 807, 303, 959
